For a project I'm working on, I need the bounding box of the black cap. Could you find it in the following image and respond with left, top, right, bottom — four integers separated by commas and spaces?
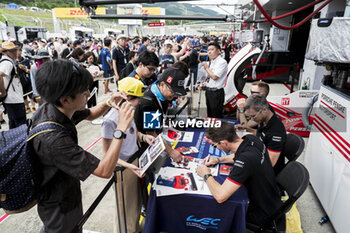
23, 39, 30, 44
159, 68, 186, 96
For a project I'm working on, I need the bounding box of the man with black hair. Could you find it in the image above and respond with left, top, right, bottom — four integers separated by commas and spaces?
0, 42, 26, 129
23, 39, 31, 50
134, 67, 187, 163
100, 38, 113, 94
201, 42, 228, 118
183, 41, 201, 91
32, 59, 135, 233
16, 44, 36, 114
197, 121, 283, 229
73, 39, 82, 49
119, 51, 138, 80
199, 36, 209, 62
112, 34, 130, 82
61, 40, 73, 59
244, 95, 287, 174
127, 50, 159, 86
138, 37, 150, 54
133, 38, 141, 51
84, 38, 93, 51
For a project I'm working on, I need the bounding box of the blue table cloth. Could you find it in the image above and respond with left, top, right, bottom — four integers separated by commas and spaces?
144, 125, 249, 233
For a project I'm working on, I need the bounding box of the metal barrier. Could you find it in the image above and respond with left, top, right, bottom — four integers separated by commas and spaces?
70, 147, 146, 233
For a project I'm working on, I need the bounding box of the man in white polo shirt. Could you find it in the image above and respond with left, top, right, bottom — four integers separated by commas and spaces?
0, 41, 26, 129
201, 42, 228, 118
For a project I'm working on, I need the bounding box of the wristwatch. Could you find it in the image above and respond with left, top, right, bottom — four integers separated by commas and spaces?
113, 130, 127, 139
238, 108, 244, 113
203, 173, 213, 182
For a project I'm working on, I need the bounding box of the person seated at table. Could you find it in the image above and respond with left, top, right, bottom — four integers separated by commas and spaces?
236, 81, 274, 131
101, 77, 155, 233
134, 66, 187, 163
244, 94, 286, 174
196, 121, 284, 229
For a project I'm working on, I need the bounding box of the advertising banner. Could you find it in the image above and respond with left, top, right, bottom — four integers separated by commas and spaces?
54, 7, 106, 18
142, 7, 161, 15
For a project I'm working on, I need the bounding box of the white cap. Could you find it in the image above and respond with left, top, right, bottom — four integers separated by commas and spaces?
117, 34, 127, 40
40, 39, 47, 43
164, 40, 173, 46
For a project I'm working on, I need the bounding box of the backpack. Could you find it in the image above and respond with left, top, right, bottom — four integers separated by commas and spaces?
0, 121, 65, 214
0, 58, 17, 104
17, 58, 31, 89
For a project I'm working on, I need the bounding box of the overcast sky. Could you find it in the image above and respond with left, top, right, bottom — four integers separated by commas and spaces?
179, 0, 251, 15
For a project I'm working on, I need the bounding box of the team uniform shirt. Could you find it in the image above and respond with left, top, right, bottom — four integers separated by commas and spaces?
101, 108, 139, 161
268, 104, 275, 113
0, 56, 24, 104
128, 70, 142, 80
100, 48, 112, 71
206, 55, 228, 89
127, 70, 156, 87
227, 134, 282, 225
256, 114, 287, 174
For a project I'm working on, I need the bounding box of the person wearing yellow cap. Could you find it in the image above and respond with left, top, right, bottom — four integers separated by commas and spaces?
101, 77, 155, 233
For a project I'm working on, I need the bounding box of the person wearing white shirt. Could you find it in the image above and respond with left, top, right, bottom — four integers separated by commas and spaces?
0, 42, 26, 129
101, 77, 155, 233
201, 42, 228, 118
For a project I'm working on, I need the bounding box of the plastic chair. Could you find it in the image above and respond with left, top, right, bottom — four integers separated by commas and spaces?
246, 161, 310, 233
282, 133, 305, 164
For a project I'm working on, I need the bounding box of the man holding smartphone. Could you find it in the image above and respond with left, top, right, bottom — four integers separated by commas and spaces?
31, 59, 134, 233
134, 67, 187, 162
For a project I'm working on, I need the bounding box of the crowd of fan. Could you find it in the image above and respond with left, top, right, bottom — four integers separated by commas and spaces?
0, 34, 238, 130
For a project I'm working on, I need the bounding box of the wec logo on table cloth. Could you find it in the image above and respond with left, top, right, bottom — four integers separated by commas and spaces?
143, 110, 161, 129
186, 215, 221, 229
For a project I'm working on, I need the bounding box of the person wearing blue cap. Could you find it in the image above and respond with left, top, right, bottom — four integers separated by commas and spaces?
176, 35, 184, 50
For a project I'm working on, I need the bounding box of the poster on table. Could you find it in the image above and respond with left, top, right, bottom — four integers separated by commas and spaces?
139, 135, 166, 176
